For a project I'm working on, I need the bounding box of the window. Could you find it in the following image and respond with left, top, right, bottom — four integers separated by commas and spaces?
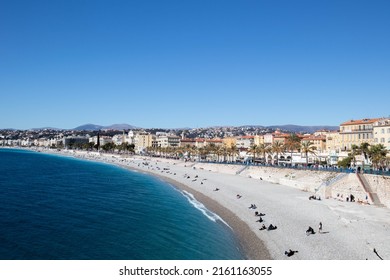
387, 128, 390, 133
381, 138, 385, 143
374, 138, 378, 143
382, 129, 385, 134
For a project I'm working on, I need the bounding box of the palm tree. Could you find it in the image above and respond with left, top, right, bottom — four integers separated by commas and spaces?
215, 146, 224, 162
263, 144, 273, 164
181, 144, 192, 159
359, 142, 370, 170
145, 146, 153, 156
190, 146, 199, 161
284, 134, 301, 166
155, 145, 162, 157
175, 146, 184, 159
229, 144, 239, 162
271, 141, 284, 165
256, 143, 268, 164
350, 144, 360, 167
198, 147, 209, 161
126, 143, 135, 154
368, 144, 388, 170
301, 141, 317, 166
220, 144, 229, 162
205, 143, 217, 161
247, 144, 259, 164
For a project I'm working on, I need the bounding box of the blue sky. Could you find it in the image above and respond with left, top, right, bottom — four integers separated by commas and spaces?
0, 0, 389, 129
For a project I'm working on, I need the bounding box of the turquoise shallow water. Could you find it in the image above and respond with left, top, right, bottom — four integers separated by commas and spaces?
0, 149, 244, 260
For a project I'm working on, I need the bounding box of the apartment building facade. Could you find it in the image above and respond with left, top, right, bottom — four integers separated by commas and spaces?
339, 118, 380, 151
373, 118, 390, 151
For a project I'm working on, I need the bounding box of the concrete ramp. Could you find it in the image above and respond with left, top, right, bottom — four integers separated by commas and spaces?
357, 173, 385, 207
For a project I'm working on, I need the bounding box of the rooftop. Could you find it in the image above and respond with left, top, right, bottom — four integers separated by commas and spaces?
340, 118, 381, 126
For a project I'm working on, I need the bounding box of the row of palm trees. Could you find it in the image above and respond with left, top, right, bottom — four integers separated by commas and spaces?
62, 141, 135, 153
244, 138, 317, 166
348, 142, 389, 169
145, 136, 388, 169
146, 144, 241, 162
146, 136, 318, 166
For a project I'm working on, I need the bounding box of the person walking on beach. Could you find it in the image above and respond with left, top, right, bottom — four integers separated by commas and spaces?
318, 222, 323, 233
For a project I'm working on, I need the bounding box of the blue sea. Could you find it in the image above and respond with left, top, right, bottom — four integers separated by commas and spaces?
0, 149, 244, 260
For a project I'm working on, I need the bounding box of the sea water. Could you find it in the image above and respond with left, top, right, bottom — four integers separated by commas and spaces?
0, 149, 244, 260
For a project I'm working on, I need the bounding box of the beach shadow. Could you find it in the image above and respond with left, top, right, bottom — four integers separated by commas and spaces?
320, 231, 330, 234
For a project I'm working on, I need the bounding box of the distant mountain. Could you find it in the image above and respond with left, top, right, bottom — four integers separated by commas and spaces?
73, 123, 139, 131
267, 124, 339, 133
104, 123, 139, 130
73, 124, 104, 131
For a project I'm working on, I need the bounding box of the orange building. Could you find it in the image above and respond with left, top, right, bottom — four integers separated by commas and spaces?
340, 118, 381, 151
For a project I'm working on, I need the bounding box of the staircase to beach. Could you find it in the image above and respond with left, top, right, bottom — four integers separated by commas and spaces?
356, 173, 385, 207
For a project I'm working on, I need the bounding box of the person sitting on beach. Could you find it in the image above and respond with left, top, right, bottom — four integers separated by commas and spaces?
256, 217, 263, 223
259, 224, 267, 230
306, 226, 315, 235
236, 194, 242, 199
268, 224, 277, 231
285, 249, 299, 257
213, 188, 219, 191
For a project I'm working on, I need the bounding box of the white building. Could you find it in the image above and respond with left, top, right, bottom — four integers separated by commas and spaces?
263, 133, 274, 145
156, 135, 181, 148
236, 136, 254, 149
373, 118, 390, 151
112, 134, 125, 145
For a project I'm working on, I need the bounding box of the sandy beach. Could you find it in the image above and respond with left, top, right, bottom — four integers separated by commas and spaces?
46, 150, 390, 260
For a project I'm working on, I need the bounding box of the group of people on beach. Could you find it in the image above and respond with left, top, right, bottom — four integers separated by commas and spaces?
246, 202, 278, 233
246, 198, 326, 257
306, 222, 323, 236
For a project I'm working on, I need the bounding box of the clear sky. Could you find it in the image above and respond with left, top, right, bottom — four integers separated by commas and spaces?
1, 0, 389, 129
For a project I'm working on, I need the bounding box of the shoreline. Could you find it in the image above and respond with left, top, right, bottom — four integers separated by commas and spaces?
7, 148, 390, 260
68, 151, 271, 259
125, 164, 272, 260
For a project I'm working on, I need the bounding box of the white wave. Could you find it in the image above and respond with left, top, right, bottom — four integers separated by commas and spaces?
181, 190, 231, 229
